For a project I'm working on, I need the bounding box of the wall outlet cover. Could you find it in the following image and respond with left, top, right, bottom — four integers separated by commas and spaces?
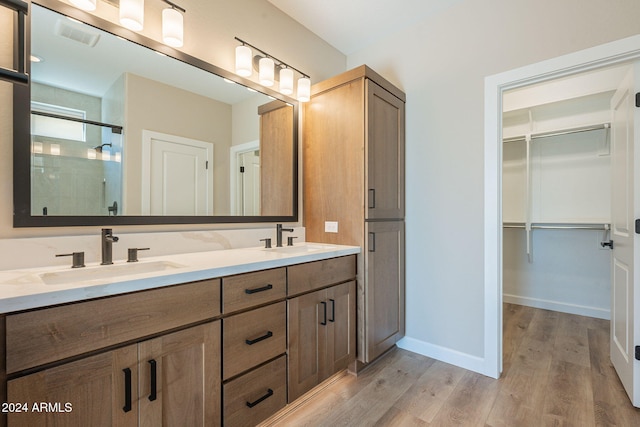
325, 221, 338, 233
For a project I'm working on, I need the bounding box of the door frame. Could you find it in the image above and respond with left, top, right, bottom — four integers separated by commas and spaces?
141, 129, 214, 215
483, 35, 640, 379
229, 140, 259, 215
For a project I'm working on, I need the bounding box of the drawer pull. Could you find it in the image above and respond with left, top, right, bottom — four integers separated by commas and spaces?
320, 301, 327, 326
329, 299, 336, 322
123, 368, 132, 413
246, 388, 274, 408
148, 359, 157, 402
245, 284, 273, 294
245, 331, 273, 345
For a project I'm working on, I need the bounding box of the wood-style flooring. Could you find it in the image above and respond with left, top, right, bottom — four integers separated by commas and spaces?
271, 304, 640, 426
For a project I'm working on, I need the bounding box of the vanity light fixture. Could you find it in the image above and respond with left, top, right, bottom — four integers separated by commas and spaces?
259, 57, 275, 87
161, 1, 185, 48
279, 68, 294, 95
68, 0, 187, 47
69, 0, 97, 11
234, 37, 311, 101
119, 0, 144, 31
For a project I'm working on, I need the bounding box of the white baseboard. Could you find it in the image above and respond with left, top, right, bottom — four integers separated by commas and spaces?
396, 336, 490, 377
504, 294, 610, 320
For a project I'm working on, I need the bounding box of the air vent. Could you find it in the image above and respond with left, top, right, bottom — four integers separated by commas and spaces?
54, 19, 101, 47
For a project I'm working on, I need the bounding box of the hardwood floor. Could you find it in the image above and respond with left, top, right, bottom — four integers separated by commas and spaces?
271, 304, 640, 426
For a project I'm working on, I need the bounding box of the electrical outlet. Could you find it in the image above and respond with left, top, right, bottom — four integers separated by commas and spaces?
325, 221, 338, 233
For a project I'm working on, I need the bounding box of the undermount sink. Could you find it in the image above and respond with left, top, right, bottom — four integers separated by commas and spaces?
39, 260, 185, 285
264, 244, 336, 254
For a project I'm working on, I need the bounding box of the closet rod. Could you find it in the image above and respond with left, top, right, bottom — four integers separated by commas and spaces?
503, 223, 609, 230
503, 123, 610, 144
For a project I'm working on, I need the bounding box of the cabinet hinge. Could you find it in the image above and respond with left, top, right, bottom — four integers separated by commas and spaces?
240, 166, 245, 173
636, 345, 640, 361
636, 92, 640, 108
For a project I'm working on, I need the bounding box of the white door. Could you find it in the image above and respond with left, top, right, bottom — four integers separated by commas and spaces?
237, 150, 260, 215
610, 64, 640, 407
142, 131, 213, 215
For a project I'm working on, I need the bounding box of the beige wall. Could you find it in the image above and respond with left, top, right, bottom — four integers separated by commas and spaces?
0, 0, 345, 238
346, 0, 640, 360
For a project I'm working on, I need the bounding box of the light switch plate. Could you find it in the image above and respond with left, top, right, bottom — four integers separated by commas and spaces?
325, 221, 338, 233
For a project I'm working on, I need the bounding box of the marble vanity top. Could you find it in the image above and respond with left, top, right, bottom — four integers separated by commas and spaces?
0, 243, 360, 314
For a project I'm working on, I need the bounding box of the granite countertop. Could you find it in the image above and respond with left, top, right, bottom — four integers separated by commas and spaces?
0, 242, 360, 314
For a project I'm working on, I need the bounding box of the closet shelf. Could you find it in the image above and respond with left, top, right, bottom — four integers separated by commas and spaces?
503, 222, 610, 230
503, 122, 610, 144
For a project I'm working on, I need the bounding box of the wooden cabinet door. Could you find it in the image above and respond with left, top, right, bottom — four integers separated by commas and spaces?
365, 80, 405, 220
365, 221, 405, 362
139, 321, 221, 427
325, 280, 356, 378
7, 345, 138, 427
287, 288, 326, 402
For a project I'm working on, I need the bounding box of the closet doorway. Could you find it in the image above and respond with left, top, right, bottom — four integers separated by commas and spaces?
500, 61, 640, 406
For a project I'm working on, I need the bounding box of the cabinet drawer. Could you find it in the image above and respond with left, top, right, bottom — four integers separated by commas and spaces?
223, 355, 287, 427
222, 267, 286, 314
288, 255, 356, 296
223, 301, 286, 380
6, 279, 221, 374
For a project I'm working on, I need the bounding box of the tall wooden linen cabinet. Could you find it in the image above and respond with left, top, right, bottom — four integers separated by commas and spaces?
303, 65, 405, 364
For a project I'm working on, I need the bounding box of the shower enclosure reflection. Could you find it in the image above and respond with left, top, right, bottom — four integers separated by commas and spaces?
30, 111, 123, 216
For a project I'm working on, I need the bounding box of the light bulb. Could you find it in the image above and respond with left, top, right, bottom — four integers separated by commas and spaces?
162, 8, 183, 47
119, 0, 144, 32
297, 77, 311, 102
235, 45, 252, 77
259, 57, 275, 87
279, 68, 294, 95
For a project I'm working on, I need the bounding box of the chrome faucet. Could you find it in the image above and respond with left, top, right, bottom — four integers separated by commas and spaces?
101, 228, 119, 265
276, 224, 294, 247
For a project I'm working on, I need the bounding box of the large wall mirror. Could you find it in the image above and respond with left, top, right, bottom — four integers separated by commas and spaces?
14, 0, 298, 227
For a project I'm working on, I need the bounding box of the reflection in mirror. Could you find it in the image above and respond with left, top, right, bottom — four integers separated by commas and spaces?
22, 2, 296, 223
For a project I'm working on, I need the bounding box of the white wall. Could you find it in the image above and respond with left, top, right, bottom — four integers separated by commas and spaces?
347, 0, 640, 370
0, 0, 345, 239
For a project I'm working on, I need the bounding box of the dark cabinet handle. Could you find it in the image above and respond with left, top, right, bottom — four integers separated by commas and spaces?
320, 301, 327, 325
148, 359, 157, 402
368, 189, 376, 209
122, 368, 132, 413
245, 331, 273, 345
329, 299, 335, 322
368, 232, 376, 252
245, 284, 273, 294
246, 389, 274, 408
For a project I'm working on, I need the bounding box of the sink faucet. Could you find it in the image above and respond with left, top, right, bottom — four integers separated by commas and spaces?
101, 228, 119, 265
276, 224, 294, 247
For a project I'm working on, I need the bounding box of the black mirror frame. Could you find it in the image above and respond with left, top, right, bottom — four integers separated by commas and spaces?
13, 0, 298, 227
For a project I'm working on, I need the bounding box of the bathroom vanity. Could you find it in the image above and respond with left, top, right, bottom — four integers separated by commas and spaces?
0, 244, 358, 427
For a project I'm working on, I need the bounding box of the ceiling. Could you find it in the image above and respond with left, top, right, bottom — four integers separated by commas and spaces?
267, 0, 464, 55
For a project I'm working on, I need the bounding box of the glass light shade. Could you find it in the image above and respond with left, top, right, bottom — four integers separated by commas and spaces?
235, 45, 252, 77
162, 8, 183, 48
297, 77, 311, 102
279, 68, 294, 95
50, 144, 61, 156
119, 0, 144, 32
69, 0, 96, 11
259, 57, 275, 87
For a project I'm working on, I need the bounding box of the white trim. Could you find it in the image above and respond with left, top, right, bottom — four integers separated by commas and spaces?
229, 140, 260, 215
503, 294, 610, 320
141, 129, 214, 215
484, 35, 640, 380
397, 337, 486, 374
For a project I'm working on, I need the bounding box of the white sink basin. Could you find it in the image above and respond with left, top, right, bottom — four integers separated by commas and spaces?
264, 244, 336, 254
39, 260, 185, 285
